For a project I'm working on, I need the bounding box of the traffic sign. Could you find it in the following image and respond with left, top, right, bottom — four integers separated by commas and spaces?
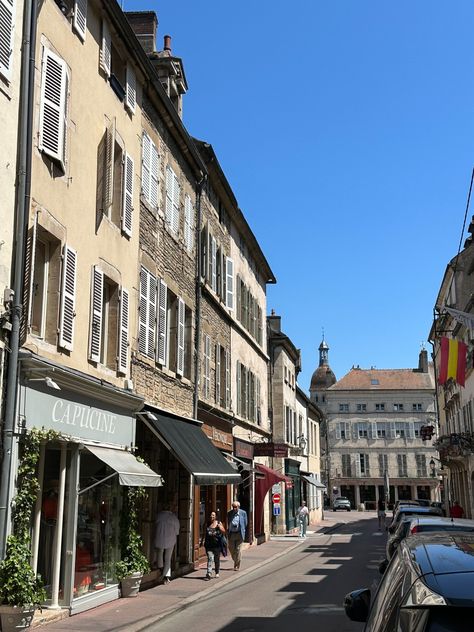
272, 483, 281, 494
272, 493, 281, 504
273, 504, 281, 516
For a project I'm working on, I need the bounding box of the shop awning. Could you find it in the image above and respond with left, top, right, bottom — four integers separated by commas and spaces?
255, 464, 292, 535
85, 445, 163, 487
302, 474, 326, 490
143, 411, 241, 485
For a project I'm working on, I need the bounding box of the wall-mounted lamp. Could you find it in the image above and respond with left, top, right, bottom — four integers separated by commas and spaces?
27, 376, 61, 390
297, 434, 307, 452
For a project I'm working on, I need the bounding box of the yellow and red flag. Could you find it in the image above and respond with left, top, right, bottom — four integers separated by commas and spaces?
439, 337, 467, 386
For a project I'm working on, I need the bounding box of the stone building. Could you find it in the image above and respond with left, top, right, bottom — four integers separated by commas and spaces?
311, 342, 438, 510
429, 218, 474, 518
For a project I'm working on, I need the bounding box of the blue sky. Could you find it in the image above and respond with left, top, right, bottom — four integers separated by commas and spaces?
125, 0, 473, 390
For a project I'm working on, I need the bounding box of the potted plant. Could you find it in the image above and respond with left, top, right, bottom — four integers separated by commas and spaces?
115, 486, 150, 598
0, 429, 55, 631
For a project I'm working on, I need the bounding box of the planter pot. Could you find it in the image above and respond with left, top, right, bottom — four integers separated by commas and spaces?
0, 605, 36, 632
120, 572, 143, 598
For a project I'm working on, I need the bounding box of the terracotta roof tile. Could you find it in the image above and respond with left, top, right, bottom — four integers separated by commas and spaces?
329, 367, 434, 391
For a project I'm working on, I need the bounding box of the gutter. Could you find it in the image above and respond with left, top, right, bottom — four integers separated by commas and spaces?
0, 0, 37, 558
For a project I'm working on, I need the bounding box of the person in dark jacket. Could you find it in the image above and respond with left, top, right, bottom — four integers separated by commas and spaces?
202, 511, 225, 580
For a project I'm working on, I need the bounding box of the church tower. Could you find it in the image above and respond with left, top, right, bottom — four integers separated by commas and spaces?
309, 337, 336, 410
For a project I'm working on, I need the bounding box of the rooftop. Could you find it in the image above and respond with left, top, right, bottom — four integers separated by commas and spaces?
329, 367, 434, 391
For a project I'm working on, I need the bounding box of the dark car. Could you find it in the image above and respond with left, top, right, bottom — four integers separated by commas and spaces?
344, 532, 474, 631
388, 505, 443, 533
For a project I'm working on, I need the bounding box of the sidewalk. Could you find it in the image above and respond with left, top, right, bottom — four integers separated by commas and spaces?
32, 521, 336, 631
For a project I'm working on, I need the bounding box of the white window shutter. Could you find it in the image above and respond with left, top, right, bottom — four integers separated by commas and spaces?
176, 296, 185, 376
225, 349, 231, 409
58, 245, 77, 351
236, 360, 241, 415
122, 152, 134, 236
165, 166, 173, 227
156, 278, 167, 365
39, 47, 67, 166
150, 141, 159, 208
89, 266, 103, 362
336, 423, 341, 440
118, 287, 129, 374
184, 194, 193, 252
215, 344, 221, 404
390, 421, 396, 439
211, 236, 217, 291
73, 0, 87, 41
141, 132, 151, 202
125, 63, 136, 113
355, 456, 361, 477
172, 173, 180, 234
138, 267, 149, 356
370, 423, 377, 439
0, 0, 15, 81
100, 20, 111, 77
103, 117, 115, 213
225, 257, 234, 309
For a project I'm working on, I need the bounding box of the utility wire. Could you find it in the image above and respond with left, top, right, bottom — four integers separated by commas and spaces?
448, 167, 474, 296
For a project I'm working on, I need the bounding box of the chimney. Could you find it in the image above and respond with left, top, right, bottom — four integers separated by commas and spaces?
125, 11, 158, 54
268, 314, 281, 333
163, 34, 172, 54
418, 349, 428, 373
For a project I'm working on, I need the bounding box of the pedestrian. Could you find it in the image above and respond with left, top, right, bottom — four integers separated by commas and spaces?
296, 500, 309, 538
377, 498, 387, 530
449, 500, 465, 519
226, 500, 247, 571
201, 511, 226, 580
154, 502, 180, 584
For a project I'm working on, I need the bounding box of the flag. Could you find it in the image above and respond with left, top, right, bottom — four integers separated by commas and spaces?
439, 337, 467, 387
444, 307, 474, 332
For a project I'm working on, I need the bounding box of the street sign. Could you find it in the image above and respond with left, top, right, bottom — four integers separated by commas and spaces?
272, 483, 281, 494
272, 493, 281, 504
273, 504, 281, 516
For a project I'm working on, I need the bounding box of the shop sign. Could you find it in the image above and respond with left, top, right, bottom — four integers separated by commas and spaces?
253, 442, 289, 458
234, 438, 254, 460
21, 384, 135, 447
202, 423, 233, 449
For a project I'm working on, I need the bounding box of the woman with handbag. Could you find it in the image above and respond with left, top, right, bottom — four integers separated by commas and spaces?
202, 511, 226, 580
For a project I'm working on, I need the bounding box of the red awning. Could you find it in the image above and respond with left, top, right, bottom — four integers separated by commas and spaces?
254, 464, 291, 535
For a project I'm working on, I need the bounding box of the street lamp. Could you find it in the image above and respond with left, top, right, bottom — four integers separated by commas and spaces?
297, 434, 307, 452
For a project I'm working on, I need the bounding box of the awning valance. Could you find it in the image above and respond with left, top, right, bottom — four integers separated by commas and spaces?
85, 445, 163, 487
302, 474, 326, 490
143, 410, 241, 485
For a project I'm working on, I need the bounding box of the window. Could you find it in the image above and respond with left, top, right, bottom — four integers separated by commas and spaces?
359, 453, 370, 476
371, 378, 379, 385
339, 403, 349, 412
375, 403, 385, 411
357, 403, 367, 412
138, 267, 156, 359
39, 47, 69, 170
28, 225, 76, 350
236, 360, 261, 424
377, 423, 386, 438
88, 267, 129, 373
358, 423, 368, 438
337, 422, 347, 440
412, 403, 422, 411
341, 454, 352, 477
235, 275, 262, 343
100, 21, 136, 113
0, 0, 15, 81
215, 344, 230, 407
395, 422, 406, 438
397, 454, 408, 477
202, 334, 211, 399
166, 291, 189, 377
141, 132, 159, 209
378, 454, 388, 476
98, 119, 133, 235
416, 454, 427, 477
165, 166, 180, 234
393, 403, 404, 411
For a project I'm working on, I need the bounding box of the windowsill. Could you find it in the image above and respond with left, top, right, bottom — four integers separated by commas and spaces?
140, 195, 159, 218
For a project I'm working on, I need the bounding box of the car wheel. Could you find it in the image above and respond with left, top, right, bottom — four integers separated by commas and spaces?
347, 508, 351, 512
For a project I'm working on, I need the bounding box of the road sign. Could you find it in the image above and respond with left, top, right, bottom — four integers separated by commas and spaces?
273, 504, 281, 516
272, 483, 281, 494
272, 493, 281, 504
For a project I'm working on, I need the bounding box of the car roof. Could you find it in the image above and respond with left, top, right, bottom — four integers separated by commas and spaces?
403, 533, 474, 606
396, 506, 441, 516
409, 517, 474, 528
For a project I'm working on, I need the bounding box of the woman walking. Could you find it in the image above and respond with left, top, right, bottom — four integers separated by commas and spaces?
202, 511, 226, 580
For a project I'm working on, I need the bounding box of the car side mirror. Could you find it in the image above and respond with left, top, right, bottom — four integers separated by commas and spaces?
378, 559, 389, 575
343, 588, 371, 622
388, 525, 396, 534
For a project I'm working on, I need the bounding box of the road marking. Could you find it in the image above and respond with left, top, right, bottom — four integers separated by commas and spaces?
289, 604, 345, 614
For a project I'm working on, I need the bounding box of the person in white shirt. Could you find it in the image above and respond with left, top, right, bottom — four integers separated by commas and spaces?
296, 500, 309, 538
154, 503, 180, 584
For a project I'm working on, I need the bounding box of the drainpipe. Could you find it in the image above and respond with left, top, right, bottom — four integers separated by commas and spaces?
192, 174, 207, 419
0, 0, 37, 558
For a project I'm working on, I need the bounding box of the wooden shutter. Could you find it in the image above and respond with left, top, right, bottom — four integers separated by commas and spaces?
141, 132, 151, 201
103, 118, 115, 213
256, 376, 261, 424
225, 349, 231, 409
58, 245, 77, 351
236, 360, 241, 415
200, 224, 208, 280
122, 152, 133, 236
211, 236, 217, 291
138, 268, 156, 358
73, 0, 87, 41
89, 266, 103, 362
156, 278, 167, 365
100, 20, 111, 77
226, 257, 234, 309
118, 287, 129, 374
215, 344, 221, 404
39, 47, 67, 165
172, 171, 180, 234
0, 0, 15, 81
150, 140, 159, 208
176, 297, 185, 376
125, 63, 136, 113
165, 166, 173, 227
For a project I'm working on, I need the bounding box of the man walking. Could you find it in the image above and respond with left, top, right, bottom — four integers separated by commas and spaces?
296, 500, 309, 538
154, 502, 180, 584
227, 501, 247, 571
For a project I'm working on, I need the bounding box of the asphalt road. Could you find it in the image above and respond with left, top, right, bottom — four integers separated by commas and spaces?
154, 512, 386, 632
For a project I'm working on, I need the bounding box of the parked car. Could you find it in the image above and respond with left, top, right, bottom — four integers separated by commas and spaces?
386, 516, 474, 560
333, 497, 351, 511
388, 504, 443, 533
344, 532, 474, 631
